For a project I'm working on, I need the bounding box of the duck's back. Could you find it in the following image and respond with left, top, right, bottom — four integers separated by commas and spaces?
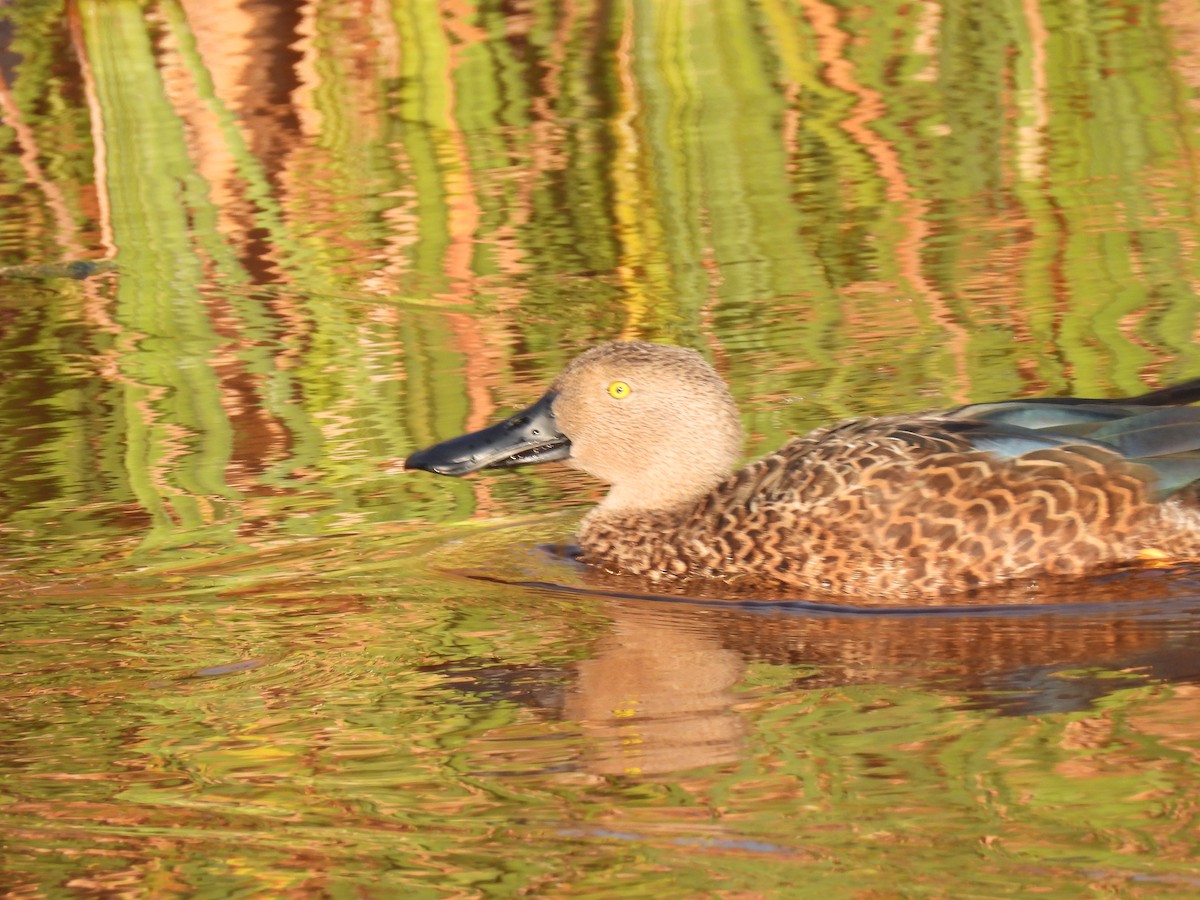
578, 384, 1200, 599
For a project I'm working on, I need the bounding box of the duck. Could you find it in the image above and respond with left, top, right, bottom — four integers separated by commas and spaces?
405, 341, 1200, 599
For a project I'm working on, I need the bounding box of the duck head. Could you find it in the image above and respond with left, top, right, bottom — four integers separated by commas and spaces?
405, 342, 745, 513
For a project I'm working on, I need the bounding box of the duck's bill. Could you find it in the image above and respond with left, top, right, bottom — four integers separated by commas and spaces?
404, 391, 571, 476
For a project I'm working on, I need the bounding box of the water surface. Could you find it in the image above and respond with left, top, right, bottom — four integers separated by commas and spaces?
2, 0, 1200, 894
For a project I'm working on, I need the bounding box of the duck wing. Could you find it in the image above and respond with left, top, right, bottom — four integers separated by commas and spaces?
942, 377, 1200, 499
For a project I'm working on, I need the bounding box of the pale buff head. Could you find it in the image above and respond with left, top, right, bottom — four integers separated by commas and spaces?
549, 342, 744, 513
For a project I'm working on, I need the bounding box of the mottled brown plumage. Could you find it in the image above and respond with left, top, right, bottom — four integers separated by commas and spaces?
406, 342, 1200, 600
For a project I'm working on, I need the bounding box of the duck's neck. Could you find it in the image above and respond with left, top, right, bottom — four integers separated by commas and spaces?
594, 468, 728, 517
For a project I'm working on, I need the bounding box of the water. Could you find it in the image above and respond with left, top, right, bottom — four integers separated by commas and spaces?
2, 0, 1200, 894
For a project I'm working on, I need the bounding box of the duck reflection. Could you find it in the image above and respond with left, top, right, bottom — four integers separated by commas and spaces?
566, 605, 746, 775
427, 564, 1200, 775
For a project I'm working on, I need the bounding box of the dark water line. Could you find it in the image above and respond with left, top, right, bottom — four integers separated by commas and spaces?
454, 569, 1200, 620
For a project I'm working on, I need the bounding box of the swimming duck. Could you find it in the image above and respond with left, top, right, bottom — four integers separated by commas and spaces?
406, 342, 1200, 598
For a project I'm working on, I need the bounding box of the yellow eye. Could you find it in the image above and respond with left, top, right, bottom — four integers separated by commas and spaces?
607, 380, 632, 399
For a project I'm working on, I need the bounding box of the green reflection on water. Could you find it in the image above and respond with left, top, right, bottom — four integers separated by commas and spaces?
82, 0, 236, 544
1, 0, 1200, 894
2, 533, 1199, 894
4, 0, 1198, 565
